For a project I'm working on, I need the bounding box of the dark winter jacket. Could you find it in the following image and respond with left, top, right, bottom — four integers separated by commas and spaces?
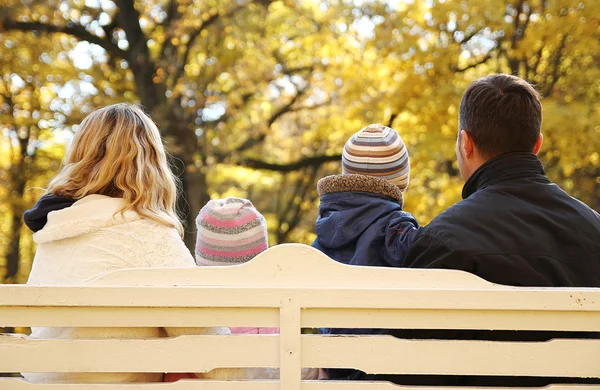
405, 152, 600, 286
24, 194, 77, 232
311, 174, 419, 381
357, 153, 600, 387
312, 174, 419, 268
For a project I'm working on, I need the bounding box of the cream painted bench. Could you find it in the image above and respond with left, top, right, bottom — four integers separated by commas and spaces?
1, 243, 599, 389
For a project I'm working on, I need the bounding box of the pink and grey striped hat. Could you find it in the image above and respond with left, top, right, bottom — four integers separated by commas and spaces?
342, 124, 410, 192
195, 197, 269, 266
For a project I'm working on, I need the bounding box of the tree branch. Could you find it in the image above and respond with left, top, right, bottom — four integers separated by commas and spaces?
171, 6, 243, 85
227, 82, 310, 156
459, 26, 486, 46
453, 51, 494, 73
159, 0, 185, 61
510, 0, 526, 49
544, 34, 568, 97
388, 112, 398, 127
527, 43, 546, 82
268, 85, 308, 127
0, 20, 127, 58
239, 154, 341, 172
276, 165, 318, 243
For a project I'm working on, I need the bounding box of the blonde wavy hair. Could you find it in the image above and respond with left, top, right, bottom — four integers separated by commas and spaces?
47, 103, 184, 235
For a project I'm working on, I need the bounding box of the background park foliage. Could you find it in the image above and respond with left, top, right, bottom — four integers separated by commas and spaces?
0, 0, 598, 283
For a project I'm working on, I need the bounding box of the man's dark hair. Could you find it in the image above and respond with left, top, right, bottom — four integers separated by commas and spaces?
459, 74, 542, 158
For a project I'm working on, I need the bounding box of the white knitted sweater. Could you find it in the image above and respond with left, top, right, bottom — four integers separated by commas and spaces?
23, 195, 234, 383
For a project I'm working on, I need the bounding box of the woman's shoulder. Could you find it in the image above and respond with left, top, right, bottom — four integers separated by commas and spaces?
33, 195, 180, 244
111, 218, 195, 267
33, 195, 135, 244
33, 201, 195, 269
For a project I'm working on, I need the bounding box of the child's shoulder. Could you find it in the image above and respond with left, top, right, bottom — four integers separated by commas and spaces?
387, 208, 420, 228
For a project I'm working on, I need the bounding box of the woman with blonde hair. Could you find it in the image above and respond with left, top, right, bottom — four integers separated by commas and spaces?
22, 103, 229, 383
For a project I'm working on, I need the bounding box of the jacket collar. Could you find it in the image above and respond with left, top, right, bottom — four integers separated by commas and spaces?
24, 194, 77, 232
462, 152, 548, 199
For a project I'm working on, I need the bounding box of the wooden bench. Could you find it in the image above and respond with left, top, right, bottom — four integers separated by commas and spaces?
1, 243, 599, 389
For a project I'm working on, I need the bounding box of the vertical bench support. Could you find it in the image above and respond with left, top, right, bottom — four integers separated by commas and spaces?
279, 297, 301, 390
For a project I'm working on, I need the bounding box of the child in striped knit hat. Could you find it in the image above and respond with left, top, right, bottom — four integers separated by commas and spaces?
312, 124, 420, 381
164, 197, 279, 383
195, 197, 269, 266
165, 197, 318, 382
312, 124, 419, 267
194, 197, 278, 334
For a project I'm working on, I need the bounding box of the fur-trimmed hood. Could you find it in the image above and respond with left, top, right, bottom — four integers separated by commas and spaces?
33, 195, 141, 244
313, 174, 417, 255
317, 174, 403, 205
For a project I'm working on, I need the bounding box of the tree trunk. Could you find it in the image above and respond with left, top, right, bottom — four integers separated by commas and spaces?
5, 168, 26, 282
180, 167, 210, 253
5, 212, 23, 282
160, 100, 207, 253
595, 167, 600, 212
114, 0, 162, 112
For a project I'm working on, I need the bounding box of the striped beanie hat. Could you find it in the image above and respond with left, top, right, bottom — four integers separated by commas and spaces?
342, 124, 410, 191
195, 197, 269, 266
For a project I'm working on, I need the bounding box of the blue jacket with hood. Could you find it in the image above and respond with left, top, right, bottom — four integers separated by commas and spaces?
311, 174, 420, 380
312, 174, 419, 268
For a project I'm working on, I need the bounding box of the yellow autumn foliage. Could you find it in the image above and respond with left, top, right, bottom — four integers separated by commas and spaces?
0, 0, 597, 283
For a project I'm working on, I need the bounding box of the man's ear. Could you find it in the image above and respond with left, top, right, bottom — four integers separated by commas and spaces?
533, 133, 543, 155
460, 130, 475, 158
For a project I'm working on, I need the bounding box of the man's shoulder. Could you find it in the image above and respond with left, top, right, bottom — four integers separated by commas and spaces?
560, 189, 600, 224
408, 182, 600, 276
410, 189, 512, 257
418, 196, 482, 238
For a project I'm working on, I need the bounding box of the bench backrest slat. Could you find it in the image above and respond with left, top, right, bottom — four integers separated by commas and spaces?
2, 305, 599, 332
2, 334, 599, 377
3, 380, 599, 389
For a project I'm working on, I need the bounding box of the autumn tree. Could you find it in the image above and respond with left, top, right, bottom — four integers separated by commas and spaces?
0, 24, 128, 281
340, 0, 599, 218
0, 0, 597, 282
0, 31, 79, 282
1, 0, 347, 248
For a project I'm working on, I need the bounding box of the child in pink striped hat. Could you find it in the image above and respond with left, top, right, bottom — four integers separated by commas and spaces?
195, 197, 269, 266
164, 197, 277, 382
167, 197, 318, 381
195, 197, 278, 335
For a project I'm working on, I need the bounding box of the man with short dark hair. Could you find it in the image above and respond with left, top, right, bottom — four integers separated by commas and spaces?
405, 74, 600, 287
397, 74, 600, 386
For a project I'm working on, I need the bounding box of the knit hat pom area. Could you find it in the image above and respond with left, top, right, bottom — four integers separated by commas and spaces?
342, 124, 410, 192
195, 197, 269, 266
